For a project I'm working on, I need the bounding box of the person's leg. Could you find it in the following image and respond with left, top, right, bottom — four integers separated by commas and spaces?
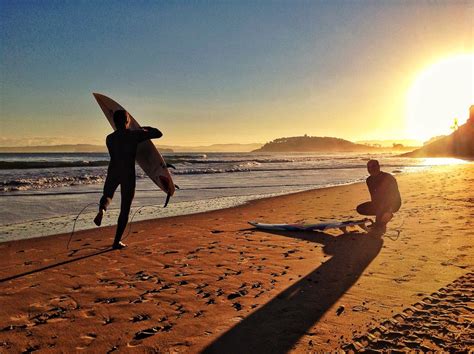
376, 200, 402, 226
112, 179, 135, 248
94, 176, 119, 226
377, 210, 393, 225
357, 201, 388, 232
356, 201, 377, 216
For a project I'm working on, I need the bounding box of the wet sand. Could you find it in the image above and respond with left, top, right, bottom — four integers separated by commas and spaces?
0, 164, 473, 352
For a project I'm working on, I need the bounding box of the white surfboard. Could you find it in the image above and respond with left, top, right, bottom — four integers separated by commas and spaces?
93, 93, 175, 206
248, 218, 373, 233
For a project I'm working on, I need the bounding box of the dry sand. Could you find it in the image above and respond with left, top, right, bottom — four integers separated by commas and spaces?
0, 164, 473, 352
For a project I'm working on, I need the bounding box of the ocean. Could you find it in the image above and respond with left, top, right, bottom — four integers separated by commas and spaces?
0, 152, 458, 242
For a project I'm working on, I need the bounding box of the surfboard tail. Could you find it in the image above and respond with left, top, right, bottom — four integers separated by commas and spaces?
159, 175, 175, 197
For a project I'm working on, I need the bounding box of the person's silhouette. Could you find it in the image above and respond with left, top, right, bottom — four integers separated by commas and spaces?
94, 110, 162, 249
357, 159, 401, 233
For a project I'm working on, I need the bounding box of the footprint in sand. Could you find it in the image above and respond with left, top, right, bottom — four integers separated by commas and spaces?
95, 297, 118, 304
131, 314, 150, 323
232, 302, 243, 311
80, 309, 96, 318
1, 323, 28, 334
227, 289, 248, 300
102, 316, 114, 325
76, 333, 97, 350
128, 324, 173, 346
21, 344, 40, 353
49, 295, 79, 310
27, 305, 70, 326
194, 310, 204, 318
344, 272, 474, 351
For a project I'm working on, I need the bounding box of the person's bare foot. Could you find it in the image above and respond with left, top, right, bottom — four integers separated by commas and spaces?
94, 209, 104, 226
368, 222, 387, 235
112, 241, 127, 250
376, 223, 387, 234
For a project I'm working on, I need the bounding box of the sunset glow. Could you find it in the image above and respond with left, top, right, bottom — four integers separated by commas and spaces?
406, 54, 474, 142
1, 2, 471, 146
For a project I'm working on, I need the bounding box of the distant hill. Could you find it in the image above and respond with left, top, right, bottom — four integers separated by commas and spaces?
0, 144, 174, 153
253, 136, 377, 153
403, 109, 474, 158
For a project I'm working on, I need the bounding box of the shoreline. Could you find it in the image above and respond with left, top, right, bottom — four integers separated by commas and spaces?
1, 154, 465, 240
1, 164, 421, 243
0, 164, 472, 351
1, 178, 369, 243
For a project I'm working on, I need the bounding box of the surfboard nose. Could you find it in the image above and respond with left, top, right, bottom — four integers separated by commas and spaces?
92, 92, 103, 104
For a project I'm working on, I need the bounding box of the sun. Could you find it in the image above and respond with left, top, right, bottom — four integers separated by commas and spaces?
406, 53, 474, 142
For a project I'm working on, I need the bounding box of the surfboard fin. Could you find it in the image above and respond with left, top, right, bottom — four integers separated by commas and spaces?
174, 184, 180, 189
164, 193, 171, 208
166, 163, 176, 169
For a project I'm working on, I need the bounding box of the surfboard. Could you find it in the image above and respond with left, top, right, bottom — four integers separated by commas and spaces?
93, 93, 175, 206
248, 218, 373, 233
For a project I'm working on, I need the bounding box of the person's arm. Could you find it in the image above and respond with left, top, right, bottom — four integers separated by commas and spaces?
367, 177, 376, 201
105, 135, 115, 166
105, 135, 112, 155
379, 174, 400, 210
135, 126, 163, 143
385, 175, 401, 205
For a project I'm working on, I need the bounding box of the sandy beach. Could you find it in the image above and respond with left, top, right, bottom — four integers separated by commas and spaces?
1, 163, 473, 352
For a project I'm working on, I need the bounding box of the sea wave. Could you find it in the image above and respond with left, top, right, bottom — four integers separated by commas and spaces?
173, 167, 252, 175
1, 162, 414, 192
1, 175, 107, 192
0, 165, 389, 192
172, 158, 297, 164
0, 157, 297, 169
0, 160, 109, 170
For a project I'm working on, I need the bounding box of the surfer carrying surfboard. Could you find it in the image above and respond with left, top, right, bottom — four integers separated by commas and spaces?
94, 110, 162, 249
356, 160, 401, 232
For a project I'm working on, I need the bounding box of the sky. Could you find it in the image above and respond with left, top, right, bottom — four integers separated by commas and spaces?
1, 0, 472, 146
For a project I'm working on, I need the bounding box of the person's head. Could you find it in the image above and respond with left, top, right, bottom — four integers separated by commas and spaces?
367, 159, 381, 176
113, 110, 130, 130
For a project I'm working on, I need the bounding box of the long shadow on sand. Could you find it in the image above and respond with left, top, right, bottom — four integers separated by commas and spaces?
0, 247, 113, 283
204, 229, 383, 353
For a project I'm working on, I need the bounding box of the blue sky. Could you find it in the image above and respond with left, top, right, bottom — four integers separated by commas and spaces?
1, 1, 472, 146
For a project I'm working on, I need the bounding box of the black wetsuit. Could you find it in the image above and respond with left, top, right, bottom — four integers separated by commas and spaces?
357, 171, 401, 221
99, 127, 162, 245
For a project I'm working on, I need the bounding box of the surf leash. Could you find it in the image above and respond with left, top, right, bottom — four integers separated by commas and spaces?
67, 202, 164, 250
67, 202, 99, 249
122, 204, 162, 241
383, 216, 405, 241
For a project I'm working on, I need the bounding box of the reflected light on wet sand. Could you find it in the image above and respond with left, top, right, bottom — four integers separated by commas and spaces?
421, 157, 470, 166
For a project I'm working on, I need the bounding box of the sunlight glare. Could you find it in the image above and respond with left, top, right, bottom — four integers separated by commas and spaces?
421, 157, 469, 166
406, 54, 474, 142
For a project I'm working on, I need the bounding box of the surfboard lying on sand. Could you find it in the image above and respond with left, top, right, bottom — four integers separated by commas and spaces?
93, 93, 176, 206
248, 218, 373, 233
